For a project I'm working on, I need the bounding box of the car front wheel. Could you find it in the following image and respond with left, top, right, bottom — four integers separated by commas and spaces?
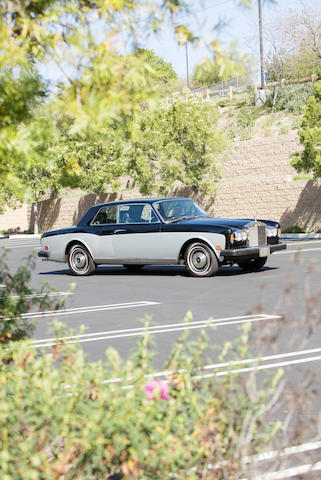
238, 257, 267, 272
185, 242, 219, 277
68, 244, 96, 276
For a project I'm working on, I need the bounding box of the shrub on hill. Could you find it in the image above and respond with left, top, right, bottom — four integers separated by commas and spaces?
266, 83, 314, 113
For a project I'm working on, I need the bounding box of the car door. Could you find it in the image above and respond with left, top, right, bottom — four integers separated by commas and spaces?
112, 203, 162, 262
90, 204, 117, 262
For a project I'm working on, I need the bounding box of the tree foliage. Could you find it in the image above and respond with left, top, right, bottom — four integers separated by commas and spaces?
192, 43, 253, 88
133, 48, 179, 94
0, 0, 188, 212
127, 97, 225, 198
265, 6, 321, 82
291, 80, 321, 178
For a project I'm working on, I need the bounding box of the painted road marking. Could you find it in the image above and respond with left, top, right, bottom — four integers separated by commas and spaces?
32, 314, 280, 348
275, 247, 321, 255
285, 239, 321, 246
22, 300, 160, 321
97, 347, 321, 387
247, 461, 321, 480
11, 292, 73, 299
0, 244, 40, 249
244, 440, 321, 464
149, 347, 321, 380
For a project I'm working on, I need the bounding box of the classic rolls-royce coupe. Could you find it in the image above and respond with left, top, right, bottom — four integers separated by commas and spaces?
38, 197, 286, 277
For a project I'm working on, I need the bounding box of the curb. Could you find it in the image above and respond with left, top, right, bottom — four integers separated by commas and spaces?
0, 234, 41, 239
280, 233, 321, 240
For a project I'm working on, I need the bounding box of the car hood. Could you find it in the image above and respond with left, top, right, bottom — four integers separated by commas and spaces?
174, 216, 256, 229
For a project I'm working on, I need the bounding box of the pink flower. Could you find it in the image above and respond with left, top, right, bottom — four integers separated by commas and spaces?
144, 380, 170, 401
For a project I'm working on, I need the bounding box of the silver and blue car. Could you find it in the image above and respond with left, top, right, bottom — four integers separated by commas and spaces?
38, 197, 286, 277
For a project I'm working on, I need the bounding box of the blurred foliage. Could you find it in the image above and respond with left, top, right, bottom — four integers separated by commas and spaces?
0, 253, 67, 343
192, 42, 253, 88
291, 80, 321, 178
282, 225, 305, 234
266, 83, 314, 114
0, 315, 284, 479
267, 47, 320, 82
0, 0, 189, 212
127, 97, 225, 198
133, 48, 179, 94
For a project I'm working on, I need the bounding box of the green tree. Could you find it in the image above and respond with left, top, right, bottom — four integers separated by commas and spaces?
134, 49, 178, 93
0, 0, 189, 212
192, 43, 252, 87
291, 80, 321, 178
127, 98, 225, 199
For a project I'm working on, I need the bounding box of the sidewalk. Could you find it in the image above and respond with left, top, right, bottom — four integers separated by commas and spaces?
0, 234, 41, 239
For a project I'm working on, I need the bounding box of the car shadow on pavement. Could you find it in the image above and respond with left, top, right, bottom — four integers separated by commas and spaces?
39, 265, 279, 277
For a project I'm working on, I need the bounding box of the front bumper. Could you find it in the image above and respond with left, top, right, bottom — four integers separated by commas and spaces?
38, 250, 49, 258
221, 242, 286, 260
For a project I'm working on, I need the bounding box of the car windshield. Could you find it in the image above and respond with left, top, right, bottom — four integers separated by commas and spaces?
153, 199, 209, 222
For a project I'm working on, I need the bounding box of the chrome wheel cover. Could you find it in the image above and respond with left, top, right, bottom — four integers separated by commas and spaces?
70, 247, 89, 273
187, 245, 211, 275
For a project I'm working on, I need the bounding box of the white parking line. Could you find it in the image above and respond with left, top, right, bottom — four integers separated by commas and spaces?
150, 347, 321, 380
248, 461, 321, 480
98, 347, 321, 387
285, 239, 321, 246
0, 244, 40, 249
32, 314, 280, 347
275, 247, 321, 255
11, 292, 72, 299
244, 440, 321, 464
22, 300, 160, 321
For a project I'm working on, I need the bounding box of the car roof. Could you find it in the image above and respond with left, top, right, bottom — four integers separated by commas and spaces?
94, 197, 191, 208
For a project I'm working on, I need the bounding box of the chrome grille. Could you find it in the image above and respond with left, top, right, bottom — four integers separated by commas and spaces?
248, 222, 266, 246
258, 223, 267, 245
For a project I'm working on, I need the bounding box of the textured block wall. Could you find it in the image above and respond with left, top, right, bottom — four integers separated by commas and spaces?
1, 132, 320, 232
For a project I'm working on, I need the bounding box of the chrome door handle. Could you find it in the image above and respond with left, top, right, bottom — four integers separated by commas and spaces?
113, 229, 127, 234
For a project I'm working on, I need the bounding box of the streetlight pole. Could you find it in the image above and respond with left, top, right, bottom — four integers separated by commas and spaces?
185, 42, 190, 89
258, 0, 265, 89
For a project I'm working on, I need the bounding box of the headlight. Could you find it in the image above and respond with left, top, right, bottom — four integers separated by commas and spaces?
235, 230, 248, 242
267, 227, 278, 237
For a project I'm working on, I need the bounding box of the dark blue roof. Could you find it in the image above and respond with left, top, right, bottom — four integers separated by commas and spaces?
94, 197, 189, 208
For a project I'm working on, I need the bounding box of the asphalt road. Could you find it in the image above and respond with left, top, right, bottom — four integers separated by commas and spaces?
1, 237, 320, 363
1, 236, 321, 477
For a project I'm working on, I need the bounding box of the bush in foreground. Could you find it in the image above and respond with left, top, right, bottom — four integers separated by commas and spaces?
0, 320, 284, 480
0, 253, 67, 343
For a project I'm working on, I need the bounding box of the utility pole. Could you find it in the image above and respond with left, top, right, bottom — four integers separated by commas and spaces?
185, 42, 190, 89
258, 0, 265, 89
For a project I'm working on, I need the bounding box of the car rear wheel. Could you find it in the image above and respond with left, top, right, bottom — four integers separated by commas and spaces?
238, 257, 267, 272
68, 244, 96, 276
123, 264, 145, 271
185, 242, 219, 277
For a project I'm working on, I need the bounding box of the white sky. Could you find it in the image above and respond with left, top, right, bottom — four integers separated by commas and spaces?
40, 0, 320, 87
143, 0, 321, 79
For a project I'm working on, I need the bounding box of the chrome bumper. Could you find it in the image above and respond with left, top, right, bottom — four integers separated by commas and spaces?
38, 250, 49, 258
221, 242, 286, 259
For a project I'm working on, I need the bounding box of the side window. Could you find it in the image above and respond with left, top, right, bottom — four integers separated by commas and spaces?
151, 209, 159, 223
118, 204, 159, 224
92, 205, 117, 225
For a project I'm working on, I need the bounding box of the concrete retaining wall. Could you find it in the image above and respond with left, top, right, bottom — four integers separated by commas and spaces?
1, 132, 320, 232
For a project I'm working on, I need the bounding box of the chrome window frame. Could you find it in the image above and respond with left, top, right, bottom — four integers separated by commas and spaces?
90, 204, 118, 226
152, 198, 209, 223
117, 203, 161, 225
